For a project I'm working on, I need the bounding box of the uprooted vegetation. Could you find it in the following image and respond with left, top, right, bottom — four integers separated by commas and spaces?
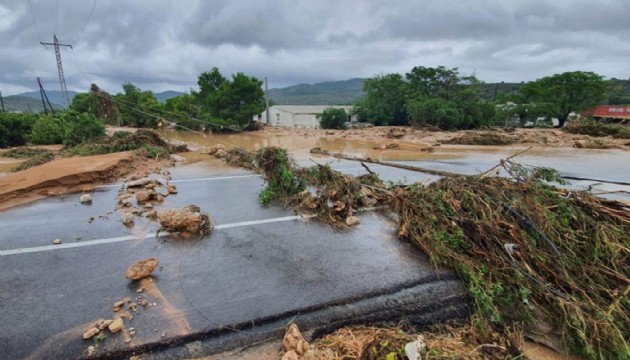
564, 119, 630, 139
443, 131, 518, 145
1, 147, 55, 172
65, 129, 187, 158
219, 146, 629, 359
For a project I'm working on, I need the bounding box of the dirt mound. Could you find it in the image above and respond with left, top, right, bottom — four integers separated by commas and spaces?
0, 152, 132, 211
444, 131, 518, 145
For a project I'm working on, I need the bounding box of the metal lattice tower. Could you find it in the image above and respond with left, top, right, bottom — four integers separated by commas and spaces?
41, 35, 72, 107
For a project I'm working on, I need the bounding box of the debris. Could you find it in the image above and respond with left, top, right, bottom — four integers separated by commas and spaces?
143, 203, 153, 209
225, 147, 257, 169
88, 217, 94, 223
128, 327, 136, 337
445, 131, 517, 145
86, 345, 96, 357
82, 327, 100, 340
167, 185, 177, 194
127, 179, 154, 188
125, 258, 158, 280
214, 149, 228, 159
79, 194, 92, 204
52, 239, 62, 245
309, 147, 330, 155
404, 336, 427, 360
99, 320, 113, 330
345, 216, 360, 226
122, 213, 134, 226
135, 190, 155, 203
205, 144, 225, 155
283, 324, 309, 356
108, 317, 124, 333
157, 205, 212, 235
113, 300, 124, 311
281, 351, 299, 360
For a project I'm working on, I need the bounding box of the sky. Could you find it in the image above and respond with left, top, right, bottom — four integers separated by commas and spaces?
1, 0, 629, 96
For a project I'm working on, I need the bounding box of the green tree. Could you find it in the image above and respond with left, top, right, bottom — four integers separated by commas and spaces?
0, 113, 38, 148
206, 72, 265, 128
163, 93, 204, 131
69, 93, 98, 117
353, 74, 407, 126
115, 83, 162, 127
318, 108, 348, 129
193, 67, 227, 107
519, 71, 607, 127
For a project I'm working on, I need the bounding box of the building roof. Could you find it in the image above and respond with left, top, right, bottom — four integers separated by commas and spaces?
583, 105, 630, 119
271, 105, 353, 114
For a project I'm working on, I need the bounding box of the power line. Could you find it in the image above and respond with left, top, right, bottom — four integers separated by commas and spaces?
26, 0, 43, 43
74, 0, 96, 44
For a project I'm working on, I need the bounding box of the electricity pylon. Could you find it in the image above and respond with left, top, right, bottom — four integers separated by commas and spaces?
41, 35, 72, 107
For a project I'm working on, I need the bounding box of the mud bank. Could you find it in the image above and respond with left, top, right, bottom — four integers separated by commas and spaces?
0, 152, 132, 211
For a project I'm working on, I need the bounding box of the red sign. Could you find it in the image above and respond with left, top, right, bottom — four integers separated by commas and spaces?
583, 105, 630, 119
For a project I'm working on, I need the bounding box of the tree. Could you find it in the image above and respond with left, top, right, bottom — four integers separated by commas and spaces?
353, 74, 407, 126
69, 93, 98, 117
318, 108, 347, 129
206, 72, 265, 128
163, 93, 204, 131
115, 83, 162, 127
193, 67, 227, 109
519, 71, 607, 127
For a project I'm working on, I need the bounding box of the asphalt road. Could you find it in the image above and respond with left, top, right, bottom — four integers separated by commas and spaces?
0, 163, 467, 360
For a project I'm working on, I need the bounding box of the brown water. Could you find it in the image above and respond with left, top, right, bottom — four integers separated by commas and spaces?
164, 130, 463, 161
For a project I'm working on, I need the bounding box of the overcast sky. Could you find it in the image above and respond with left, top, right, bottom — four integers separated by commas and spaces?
1, 0, 629, 96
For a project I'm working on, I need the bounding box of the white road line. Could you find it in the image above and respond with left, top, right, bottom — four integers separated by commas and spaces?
96, 174, 260, 188
0, 215, 311, 257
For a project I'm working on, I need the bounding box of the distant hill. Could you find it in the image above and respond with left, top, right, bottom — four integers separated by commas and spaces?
2, 95, 63, 113
268, 78, 365, 105
154, 90, 184, 103
16, 90, 79, 108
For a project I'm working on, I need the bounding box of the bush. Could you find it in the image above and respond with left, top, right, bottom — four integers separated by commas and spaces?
29, 115, 67, 145
0, 113, 38, 148
565, 118, 630, 139
29, 111, 105, 146
318, 108, 348, 130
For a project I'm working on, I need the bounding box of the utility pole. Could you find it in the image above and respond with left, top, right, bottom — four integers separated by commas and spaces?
41, 35, 72, 107
37, 77, 55, 115
265, 77, 270, 124
0, 90, 5, 112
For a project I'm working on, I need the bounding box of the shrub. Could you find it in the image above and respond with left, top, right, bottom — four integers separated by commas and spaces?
63, 112, 105, 147
318, 108, 348, 130
565, 118, 630, 139
0, 113, 37, 148
29, 115, 67, 145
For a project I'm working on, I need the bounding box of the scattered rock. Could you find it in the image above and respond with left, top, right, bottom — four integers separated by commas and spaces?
52, 239, 62, 245
206, 144, 226, 155
345, 216, 360, 226
99, 319, 113, 330
283, 323, 309, 356
144, 182, 156, 190
88, 217, 95, 223
108, 317, 124, 333
129, 302, 138, 312
214, 149, 228, 159
113, 300, 124, 312
404, 336, 427, 360
86, 345, 96, 357
144, 203, 153, 209
122, 213, 134, 226
167, 185, 177, 194
127, 179, 153, 188
135, 190, 155, 203
157, 206, 212, 234
82, 327, 100, 340
282, 351, 299, 360
125, 258, 158, 280
80, 194, 93, 204
129, 327, 136, 337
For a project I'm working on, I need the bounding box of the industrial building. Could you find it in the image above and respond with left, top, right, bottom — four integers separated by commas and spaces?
255, 105, 357, 128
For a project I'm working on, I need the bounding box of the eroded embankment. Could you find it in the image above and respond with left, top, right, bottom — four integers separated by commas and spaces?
0, 152, 132, 211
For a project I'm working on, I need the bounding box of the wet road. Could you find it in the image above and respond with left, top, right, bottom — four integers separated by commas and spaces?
0, 163, 466, 359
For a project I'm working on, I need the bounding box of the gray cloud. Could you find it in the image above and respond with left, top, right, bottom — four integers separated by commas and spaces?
0, 0, 628, 96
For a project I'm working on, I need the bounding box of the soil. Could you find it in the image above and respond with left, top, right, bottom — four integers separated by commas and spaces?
0, 152, 171, 211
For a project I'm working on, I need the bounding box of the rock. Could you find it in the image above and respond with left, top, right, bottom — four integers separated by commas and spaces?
144, 203, 153, 209
345, 216, 360, 226
127, 179, 153, 188
206, 144, 225, 155
52, 239, 62, 245
79, 194, 92, 204
144, 182, 156, 190
135, 190, 155, 203
122, 213, 134, 226
99, 320, 113, 330
332, 200, 346, 212
167, 185, 177, 194
82, 327, 100, 340
88, 217, 95, 223
86, 345, 96, 356
404, 336, 427, 360
108, 317, 124, 333
214, 149, 228, 159
283, 323, 309, 356
125, 258, 158, 280
281, 351, 299, 360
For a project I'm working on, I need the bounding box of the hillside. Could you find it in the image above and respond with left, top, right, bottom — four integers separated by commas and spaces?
16, 90, 79, 108
2, 95, 63, 113
267, 78, 365, 105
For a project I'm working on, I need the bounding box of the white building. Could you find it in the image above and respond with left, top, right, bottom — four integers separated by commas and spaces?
255, 105, 358, 128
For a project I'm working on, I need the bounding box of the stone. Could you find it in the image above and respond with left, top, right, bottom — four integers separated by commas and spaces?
404, 336, 427, 360
127, 179, 153, 188
52, 239, 62, 245
214, 149, 228, 159
122, 213, 134, 226
281, 351, 299, 360
99, 320, 113, 330
108, 317, 124, 333
143, 203, 153, 209
283, 324, 309, 355
345, 216, 360, 226
167, 185, 177, 194
125, 258, 158, 280
135, 190, 155, 203
80, 194, 92, 204
82, 327, 100, 340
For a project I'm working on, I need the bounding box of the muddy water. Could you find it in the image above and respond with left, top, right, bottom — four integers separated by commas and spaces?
165, 130, 630, 191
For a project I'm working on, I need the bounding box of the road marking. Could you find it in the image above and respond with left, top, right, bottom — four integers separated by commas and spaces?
0, 215, 313, 257
96, 174, 260, 188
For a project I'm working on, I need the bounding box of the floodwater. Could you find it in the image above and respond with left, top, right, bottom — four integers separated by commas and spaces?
164, 129, 630, 199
